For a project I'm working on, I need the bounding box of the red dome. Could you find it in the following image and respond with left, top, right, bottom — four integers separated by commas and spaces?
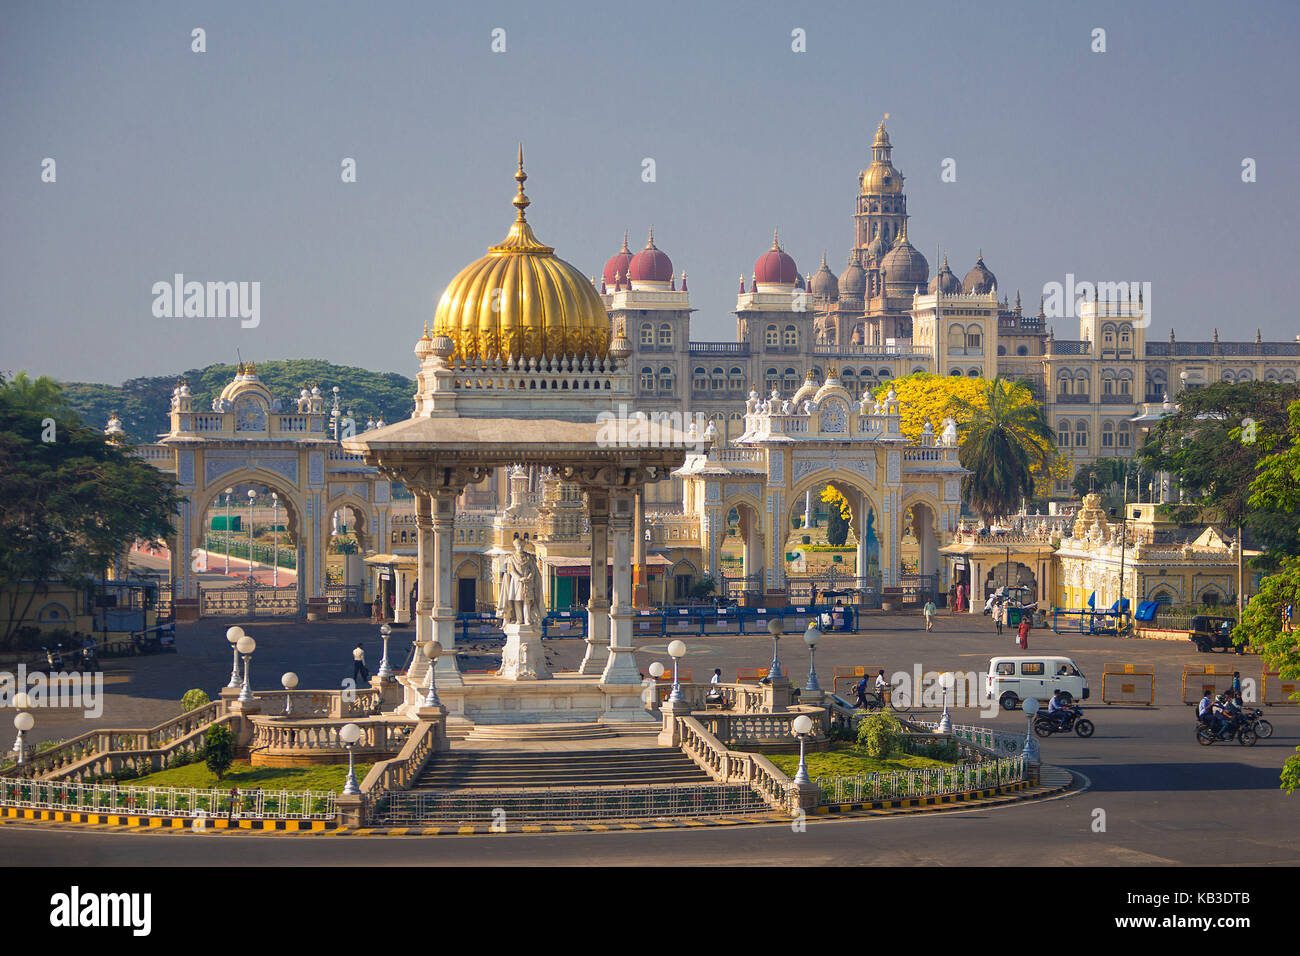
754, 230, 798, 285
628, 228, 674, 283
602, 232, 634, 286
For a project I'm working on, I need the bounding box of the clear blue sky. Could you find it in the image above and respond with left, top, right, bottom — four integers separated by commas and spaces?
3, 0, 1298, 384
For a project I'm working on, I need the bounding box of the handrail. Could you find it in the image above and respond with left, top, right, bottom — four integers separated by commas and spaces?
360, 720, 440, 796
676, 715, 793, 811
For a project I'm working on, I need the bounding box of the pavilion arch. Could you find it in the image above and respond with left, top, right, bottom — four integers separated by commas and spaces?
193, 474, 304, 554
727, 496, 767, 587
327, 495, 373, 553
901, 496, 942, 578
1147, 583, 1182, 604
1198, 584, 1228, 606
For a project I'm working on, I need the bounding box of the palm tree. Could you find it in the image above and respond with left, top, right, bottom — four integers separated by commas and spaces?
947, 377, 1056, 523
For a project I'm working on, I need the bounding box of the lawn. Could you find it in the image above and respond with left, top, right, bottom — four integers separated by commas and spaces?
125, 761, 375, 792
765, 743, 953, 779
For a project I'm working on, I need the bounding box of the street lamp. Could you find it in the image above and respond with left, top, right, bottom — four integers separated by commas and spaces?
802, 622, 822, 693
271, 492, 279, 587
339, 722, 362, 795
937, 671, 954, 734
224, 488, 234, 573
766, 618, 784, 681
225, 626, 244, 688
1020, 697, 1041, 764
236, 635, 256, 703
12, 711, 33, 765
11, 694, 31, 760
421, 641, 442, 707
247, 489, 257, 578
791, 713, 814, 786
667, 640, 686, 704
281, 672, 298, 716
648, 661, 666, 709
377, 623, 393, 680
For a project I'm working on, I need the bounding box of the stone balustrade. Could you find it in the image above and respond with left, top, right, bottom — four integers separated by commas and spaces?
249, 717, 411, 758
677, 716, 792, 811
360, 720, 444, 798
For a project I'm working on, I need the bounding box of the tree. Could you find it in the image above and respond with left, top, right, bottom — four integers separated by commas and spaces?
0, 373, 182, 646
181, 689, 212, 713
1139, 381, 1300, 567
874, 373, 1069, 500
203, 724, 235, 779
821, 486, 851, 546
946, 377, 1057, 523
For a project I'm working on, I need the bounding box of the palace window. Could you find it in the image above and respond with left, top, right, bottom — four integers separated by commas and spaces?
1057, 421, 1070, 448
765, 325, 779, 348
948, 324, 965, 354
966, 325, 982, 351
728, 366, 744, 391
1074, 371, 1090, 398
1017, 345, 1029, 356
640, 323, 654, 346
1102, 421, 1115, 447
782, 368, 798, 392
660, 367, 675, 392
1074, 420, 1089, 448
711, 367, 725, 389
658, 323, 673, 347
693, 367, 707, 391
997, 345, 1006, 356
640, 367, 655, 391
783, 326, 798, 348
1117, 421, 1131, 448
1058, 370, 1073, 395
1118, 372, 1132, 396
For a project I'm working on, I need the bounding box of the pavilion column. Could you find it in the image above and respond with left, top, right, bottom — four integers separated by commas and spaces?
580, 492, 610, 675
633, 490, 649, 609
856, 491, 870, 585
414, 492, 433, 650
432, 488, 462, 686
600, 491, 641, 685
803, 488, 813, 528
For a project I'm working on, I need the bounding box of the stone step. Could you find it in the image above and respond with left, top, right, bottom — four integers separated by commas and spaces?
414, 748, 711, 789
463, 723, 619, 742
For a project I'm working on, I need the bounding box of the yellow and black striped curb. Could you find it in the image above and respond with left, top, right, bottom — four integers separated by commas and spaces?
0, 771, 1076, 836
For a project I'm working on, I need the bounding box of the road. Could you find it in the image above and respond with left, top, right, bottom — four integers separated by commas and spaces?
4, 609, 1297, 865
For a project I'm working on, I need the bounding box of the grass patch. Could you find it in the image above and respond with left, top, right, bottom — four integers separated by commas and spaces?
124, 761, 374, 792
765, 743, 953, 779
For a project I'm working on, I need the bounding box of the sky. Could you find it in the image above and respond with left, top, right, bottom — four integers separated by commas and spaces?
2, 0, 1298, 385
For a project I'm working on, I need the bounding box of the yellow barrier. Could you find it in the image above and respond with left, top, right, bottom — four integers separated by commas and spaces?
1181, 664, 1237, 705
1101, 662, 1156, 705
1262, 672, 1300, 706
832, 665, 885, 699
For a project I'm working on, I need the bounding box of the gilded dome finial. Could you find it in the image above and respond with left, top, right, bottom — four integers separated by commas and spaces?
772, 229, 780, 250
512, 143, 530, 220
647, 226, 655, 247
621, 231, 630, 253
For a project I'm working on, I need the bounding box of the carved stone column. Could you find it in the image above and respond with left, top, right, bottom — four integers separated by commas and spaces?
633, 490, 649, 609
600, 491, 641, 685
580, 491, 610, 675
432, 487, 463, 686
414, 491, 433, 649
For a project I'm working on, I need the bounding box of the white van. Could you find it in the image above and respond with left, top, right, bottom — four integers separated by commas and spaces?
986, 656, 1089, 711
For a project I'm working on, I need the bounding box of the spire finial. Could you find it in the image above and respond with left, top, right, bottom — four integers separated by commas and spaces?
621, 230, 629, 252
647, 226, 655, 247
512, 143, 530, 220
773, 228, 780, 250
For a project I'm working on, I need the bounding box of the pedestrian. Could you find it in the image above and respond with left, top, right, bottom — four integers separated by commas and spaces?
1231, 671, 1241, 697
948, 583, 958, 615
352, 642, 368, 683
1017, 611, 1031, 651
228, 785, 239, 821
923, 596, 936, 632
993, 600, 1004, 635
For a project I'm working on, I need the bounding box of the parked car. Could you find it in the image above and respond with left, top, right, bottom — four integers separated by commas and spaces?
986, 655, 1090, 711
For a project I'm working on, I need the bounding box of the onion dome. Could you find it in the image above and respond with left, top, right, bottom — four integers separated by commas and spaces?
928, 254, 961, 294
628, 228, 674, 286
431, 146, 611, 362
810, 253, 838, 299
866, 233, 887, 263
754, 230, 799, 286
839, 252, 866, 298
859, 120, 904, 195
602, 233, 634, 286
879, 222, 929, 291
791, 370, 821, 405
961, 252, 997, 294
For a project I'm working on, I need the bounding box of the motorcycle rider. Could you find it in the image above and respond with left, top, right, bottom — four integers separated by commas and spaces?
1217, 693, 1244, 738
1047, 688, 1070, 728
1197, 692, 1214, 724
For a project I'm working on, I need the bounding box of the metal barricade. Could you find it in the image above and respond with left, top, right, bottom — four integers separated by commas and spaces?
1101, 662, 1155, 705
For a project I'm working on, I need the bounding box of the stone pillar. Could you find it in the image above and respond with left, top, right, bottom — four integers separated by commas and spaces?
580, 492, 610, 675
600, 491, 641, 685
633, 490, 649, 609
803, 488, 813, 528
856, 491, 870, 584
414, 492, 433, 648
432, 488, 462, 686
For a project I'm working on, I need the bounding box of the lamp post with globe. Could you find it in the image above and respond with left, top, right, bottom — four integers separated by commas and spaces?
247, 489, 257, 578
236, 635, 256, 703
937, 672, 954, 734
802, 623, 822, 696
377, 623, 394, 680
12, 711, 33, 766
420, 641, 442, 708
766, 618, 784, 681
791, 714, 814, 785
1021, 697, 1041, 765
225, 626, 244, 688
11, 693, 32, 761
667, 640, 686, 704
223, 488, 234, 573
339, 723, 362, 795
648, 661, 665, 710
281, 672, 298, 716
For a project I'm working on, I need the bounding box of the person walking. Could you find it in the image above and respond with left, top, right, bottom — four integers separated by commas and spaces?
352, 643, 368, 683
948, 583, 958, 615
1017, 610, 1031, 651
993, 600, 1004, 635
923, 597, 937, 632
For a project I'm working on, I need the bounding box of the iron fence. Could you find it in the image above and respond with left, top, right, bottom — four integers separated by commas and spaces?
370, 784, 765, 824
0, 778, 336, 819
815, 755, 1024, 804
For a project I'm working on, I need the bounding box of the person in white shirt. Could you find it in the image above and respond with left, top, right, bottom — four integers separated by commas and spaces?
352, 643, 368, 683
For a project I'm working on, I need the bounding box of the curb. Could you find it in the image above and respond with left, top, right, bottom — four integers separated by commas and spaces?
0, 768, 1076, 836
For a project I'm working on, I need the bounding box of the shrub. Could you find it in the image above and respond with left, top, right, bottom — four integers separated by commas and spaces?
203, 725, 235, 779
857, 710, 902, 758
906, 738, 960, 762
180, 688, 211, 713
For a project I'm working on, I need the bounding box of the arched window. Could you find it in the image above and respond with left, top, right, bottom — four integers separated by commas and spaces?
783, 325, 798, 348
997, 345, 1007, 356
659, 366, 674, 392
765, 325, 779, 347
948, 324, 965, 354
1265, 369, 1279, 382
728, 366, 744, 390
878, 368, 891, 379
1074, 370, 1090, 398
1222, 369, 1235, 383
711, 367, 725, 389
1117, 421, 1131, 448
1118, 371, 1132, 395
911, 367, 926, 375
1058, 370, 1073, 395
1102, 371, 1115, 396
782, 368, 798, 392
640, 323, 654, 346
1101, 421, 1115, 447
1150, 589, 1173, 605
693, 367, 707, 390
1147, 369, 1167, 401
658, 323, 673, 347
1101, 323, 1116, 353
967, 368, 980, 377
1074, 420, 1089, 448
950, 368, 963, 376
1238, 368, 1253, 381
765, 367, 778, 386
1057, 420, 1070, 448
1118, 325, 1132, 354
1283, 371, 1296, 383
640, 367, 655, 391
1016, 345, 1029, 356
966, 324, 982, 352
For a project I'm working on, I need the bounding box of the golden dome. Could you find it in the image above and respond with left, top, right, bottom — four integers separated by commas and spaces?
860, 161, 904, 194
432, 147, 611, 363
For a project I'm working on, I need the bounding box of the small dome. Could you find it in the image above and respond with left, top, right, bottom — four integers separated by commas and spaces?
962, 253, 997, 294
628, 228, 673, 284
866, 234, 887, 263
861, 163, 904, 194
928, 255, 961, 294
791, 371, 820, 405
602, 233, 634, 285
754, 231, 798, 285
839, 253, 866, 297
880, 226, 929, 290
810, 253, 838, 299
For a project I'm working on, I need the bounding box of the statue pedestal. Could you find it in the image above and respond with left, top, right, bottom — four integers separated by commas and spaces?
498, 622, 552, 681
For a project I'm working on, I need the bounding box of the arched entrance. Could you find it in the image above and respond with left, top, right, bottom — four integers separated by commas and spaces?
195, 478, 302, 617
784, 479, 881, 606
903, 502, 941, 602
985, 561, 1038, 603
721, 500, 766, 602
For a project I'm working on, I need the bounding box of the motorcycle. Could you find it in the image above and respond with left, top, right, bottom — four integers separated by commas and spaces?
1243, 707, 1273, 739
71, 642, 101, 673
40, 644, 64, 673
1034, 704, 1094, 738
1195, 715, 1257, 746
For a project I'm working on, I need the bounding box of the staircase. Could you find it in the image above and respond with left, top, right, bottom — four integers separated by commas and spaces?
413, 747, 713, 790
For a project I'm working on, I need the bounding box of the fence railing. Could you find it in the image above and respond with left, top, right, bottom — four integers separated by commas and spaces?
906, 719, 1025, 757
0, 778, 336, 820
815, 755, 1024, 803
249, 717, 410, 756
